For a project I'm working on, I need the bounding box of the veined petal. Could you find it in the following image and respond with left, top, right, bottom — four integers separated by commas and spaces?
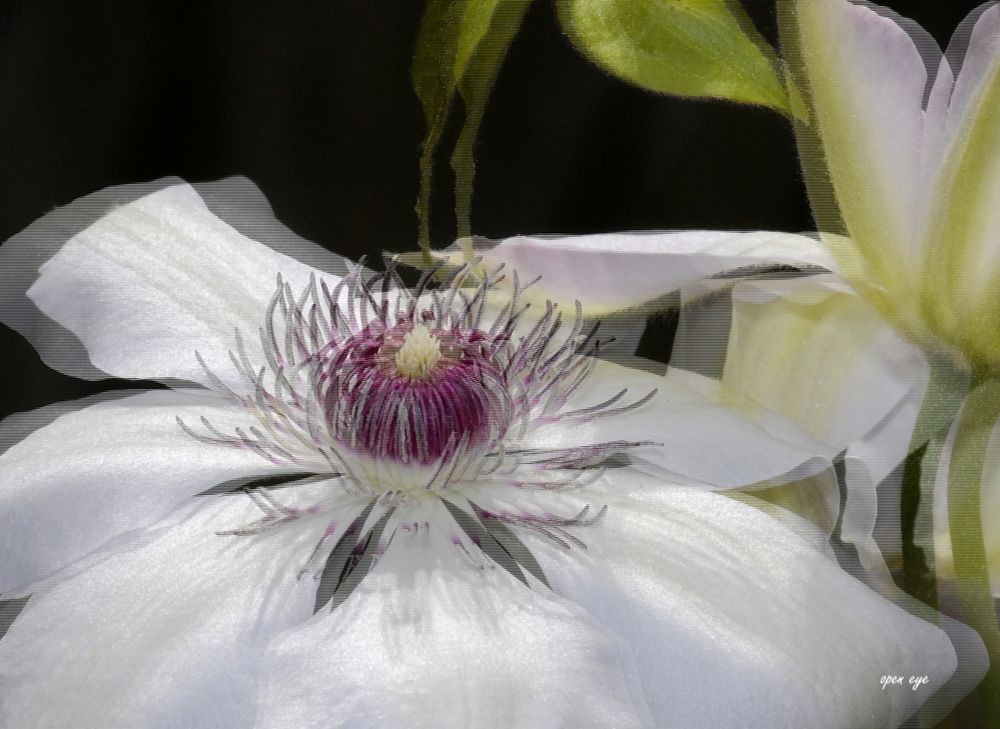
924, 5, 1000, 345
722, 275, 928, 450
723, 275, 929, 566
524, 471, 957, 729
791, 0, 932, 286
0, 489, 344, 729
944, 5, 1000, 128
435, 230, 834, 317
18, 181, 340, 389
524, 358, 835, 489
0, 389, 305, 596
673, 274, 928, 566
253, 500, 652, 729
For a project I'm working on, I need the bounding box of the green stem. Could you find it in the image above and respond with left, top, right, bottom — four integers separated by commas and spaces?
949, 375, 1000, 726
901, 442, 938, 610
450, 102, 480, 247
417, 119, 446, 264
901, 356, 968, 611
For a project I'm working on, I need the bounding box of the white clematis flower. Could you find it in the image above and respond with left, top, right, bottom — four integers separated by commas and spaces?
672, 273, 932, 574
784, 0, 1000, 370
0, 180, 958, 728
737, 0, 1000, 621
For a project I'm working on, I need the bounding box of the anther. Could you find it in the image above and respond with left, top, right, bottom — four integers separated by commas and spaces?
394, 324, 442, 380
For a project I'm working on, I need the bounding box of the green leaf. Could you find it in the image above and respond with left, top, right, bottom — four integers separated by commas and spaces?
556, 0, 789, 113
453, 2, 509, 83
412, 1, 463, 123
411, 1, 532, 259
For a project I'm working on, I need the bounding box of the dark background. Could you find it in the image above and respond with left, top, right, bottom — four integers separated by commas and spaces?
0, 0, 983, 421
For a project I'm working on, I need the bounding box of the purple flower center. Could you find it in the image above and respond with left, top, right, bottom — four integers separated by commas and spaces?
319, 317, 511, 464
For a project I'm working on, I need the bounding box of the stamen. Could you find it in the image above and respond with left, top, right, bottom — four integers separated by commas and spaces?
180, 259, 661, 592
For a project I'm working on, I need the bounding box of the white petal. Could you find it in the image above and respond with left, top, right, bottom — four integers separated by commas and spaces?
945, 5, 1000, 125
253, 500, 652, 729
0, 489, 345, 729
929, 5, 1000, 304
439, 231, 834, 317
22, 182, 339, 389
524, 471, 957, 729
841, 391, 924, 571
795, 2, 1000, 352
718, 275, 929, 566
726, 488, 840, 560
794, 0, 932, 274
523, 358, 835, 489
723, 275, 928, 451
0, 389, 303, 595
